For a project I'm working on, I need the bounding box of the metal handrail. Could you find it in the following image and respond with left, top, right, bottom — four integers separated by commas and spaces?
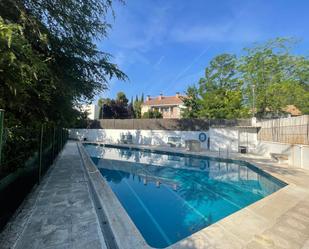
218, 146, 230, 158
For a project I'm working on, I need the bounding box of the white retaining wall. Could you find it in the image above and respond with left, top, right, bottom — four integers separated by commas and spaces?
208, 128, 238, 152
209, 128, 257, 153
69, 129, 210, 149
69, 128, 258, 152
69, 128, 308, 170
255, 141, 309, 169
301, 146, 309, 169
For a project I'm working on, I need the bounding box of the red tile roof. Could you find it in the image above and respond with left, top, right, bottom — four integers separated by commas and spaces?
143, 95, 186, 106
282, 105, 302, 116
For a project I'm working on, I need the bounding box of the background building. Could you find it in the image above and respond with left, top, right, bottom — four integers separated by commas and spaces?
81, 104, 100, 120
141, 93, 186, 119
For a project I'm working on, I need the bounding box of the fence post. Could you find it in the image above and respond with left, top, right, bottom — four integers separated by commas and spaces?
60, 128, 62, 148
0, 110, 4, 165
38, 124, 44, 184
307, 123, 309, 145
61, 128, 64, 148
52, 126, 56, 160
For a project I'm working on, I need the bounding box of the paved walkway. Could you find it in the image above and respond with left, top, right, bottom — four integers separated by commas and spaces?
0, 142, 107, 249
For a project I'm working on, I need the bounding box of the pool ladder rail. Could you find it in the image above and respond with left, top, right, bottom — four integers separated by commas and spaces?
218, 147, 230, 158
135, 168, 179, 191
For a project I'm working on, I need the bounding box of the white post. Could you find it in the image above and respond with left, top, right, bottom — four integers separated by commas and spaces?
300, 145, 303, 168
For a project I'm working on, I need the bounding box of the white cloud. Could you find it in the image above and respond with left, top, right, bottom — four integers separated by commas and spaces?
112, 50, 151, 70
153, 56, 165, 69
167, 2, 263, 44
171, 24, 229, 43
107, 3, 172, 52
169, 23, 262, 43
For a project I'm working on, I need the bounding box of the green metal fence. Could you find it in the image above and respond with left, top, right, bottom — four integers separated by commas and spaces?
0, 110, 69, 230
0, 110, 4, 164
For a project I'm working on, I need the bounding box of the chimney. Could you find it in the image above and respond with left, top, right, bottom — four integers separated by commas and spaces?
158, 93, 163, 100
176, 92, 180, 98
146, 95, 151, 101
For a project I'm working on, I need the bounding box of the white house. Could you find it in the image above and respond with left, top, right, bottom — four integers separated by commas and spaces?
81, 104, 100, 120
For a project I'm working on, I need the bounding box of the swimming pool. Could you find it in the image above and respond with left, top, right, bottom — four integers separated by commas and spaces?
83, 144, 286, 248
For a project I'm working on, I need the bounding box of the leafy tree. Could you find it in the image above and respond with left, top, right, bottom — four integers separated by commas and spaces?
142, 109, 162, 119
240, 38, 309, 117
183, 38, 309, 119
127, 98, 134, 118
97, 92, 131, 118
133, 100, 142, 118
0, 0, 126, 175
114, 92, 129, 118
97, 98, 114, 118
0, 0, 126, 127
198, 54, 248, 119
133, 94, 144, 118
127, 96, 134, 117
116, 92, 129, 106
181, 86, 200, 118
0, 17, 52, 126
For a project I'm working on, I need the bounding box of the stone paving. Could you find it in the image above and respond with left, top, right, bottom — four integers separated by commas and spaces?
245, 200, 309, 249
0, 142, 107, 249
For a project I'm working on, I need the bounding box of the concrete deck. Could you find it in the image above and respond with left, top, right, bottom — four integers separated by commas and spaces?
1, 141, 309, 249
0, 142, 107, 249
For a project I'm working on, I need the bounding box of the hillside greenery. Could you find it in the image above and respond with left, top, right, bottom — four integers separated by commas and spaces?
182, 38, 309, 119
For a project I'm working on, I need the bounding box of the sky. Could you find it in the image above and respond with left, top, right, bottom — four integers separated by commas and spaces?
96, 0, 309, 103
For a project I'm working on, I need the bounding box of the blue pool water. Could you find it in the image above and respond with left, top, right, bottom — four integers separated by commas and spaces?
84, 144, 286, 248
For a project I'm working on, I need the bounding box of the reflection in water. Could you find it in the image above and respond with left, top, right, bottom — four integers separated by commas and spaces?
101, 168, 130, 183
85, 144, 286, 249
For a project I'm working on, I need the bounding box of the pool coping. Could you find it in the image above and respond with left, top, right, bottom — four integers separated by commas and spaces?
78, 141, 309, 249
